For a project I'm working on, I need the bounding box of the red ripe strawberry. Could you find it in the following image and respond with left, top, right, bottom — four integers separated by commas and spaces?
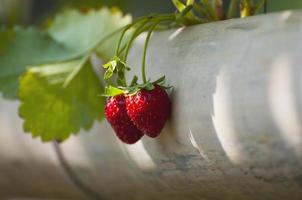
125, 85, 171, 138
105, 95, 143, 144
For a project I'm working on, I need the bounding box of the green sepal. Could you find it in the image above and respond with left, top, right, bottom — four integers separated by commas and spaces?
120, 82, 156, 94
104, 69, 114, 80
159, 85, 173, 90
130, 75, 138, 86
116, 75, 171, 95
104, 85, 125, 97
145, 82, 155, 90
152, 76, 173, 90
103, 60, 117, 69
103, 59, 117, 79
103, 56, 130, 82
152, 75, 165, 85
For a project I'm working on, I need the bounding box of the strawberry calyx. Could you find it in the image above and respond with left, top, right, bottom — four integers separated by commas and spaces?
124, 75, 172, 93
103, 75, 171, 97
103, 56, 130, 87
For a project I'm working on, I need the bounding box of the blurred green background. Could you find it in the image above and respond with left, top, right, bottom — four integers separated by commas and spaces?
0, 0, 175, 25
1, 0, 302, 26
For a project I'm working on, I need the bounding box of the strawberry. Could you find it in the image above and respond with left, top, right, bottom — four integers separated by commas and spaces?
105, 95, 143, 144
103, 21, 173, 140
125, 85, 171, 138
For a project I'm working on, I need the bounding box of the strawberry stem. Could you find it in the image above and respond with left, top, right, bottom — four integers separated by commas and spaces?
115, 24, 132, 56
115, 16, 152, 57
141, 21, 159, 83
123, 19, 151, 62
115, 15, 161, 57
141, 16, 175, 83
228, 0, 238, 18
123, 14, 175, 62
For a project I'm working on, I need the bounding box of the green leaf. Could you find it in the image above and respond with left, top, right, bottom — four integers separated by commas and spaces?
0, 27, 77, 99
104, 85, 124, 96
0, 8, 131, 99
145, 83, 155, 90
172, 0, 187, 12
18, 60, 104, 141
0, 75, 19, 99
48, 8, 132, 61
186, 0, 195, 5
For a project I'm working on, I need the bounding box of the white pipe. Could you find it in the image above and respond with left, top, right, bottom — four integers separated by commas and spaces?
1, 10, 302, 200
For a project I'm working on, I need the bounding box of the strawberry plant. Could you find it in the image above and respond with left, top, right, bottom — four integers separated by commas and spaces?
0, 0, 268, 143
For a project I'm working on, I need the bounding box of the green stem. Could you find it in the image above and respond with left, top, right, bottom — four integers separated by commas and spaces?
200, 0, 219, 20
110, 14, 176, 88
114, 16, 152, 56
114, 15, 158, 56
115, 15, 166, 57
240, 0, 254, 17
228, 0, 238, 18
186, 0, 195, 5
115, 24, 132, 56
123, 14, 175, 62
117, 16, 166, 87
117, 43, 127, 55
122, 19, 151, 61
141, 17, 174, 83
193, 3, 210, 17
254, 0, 266, 13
